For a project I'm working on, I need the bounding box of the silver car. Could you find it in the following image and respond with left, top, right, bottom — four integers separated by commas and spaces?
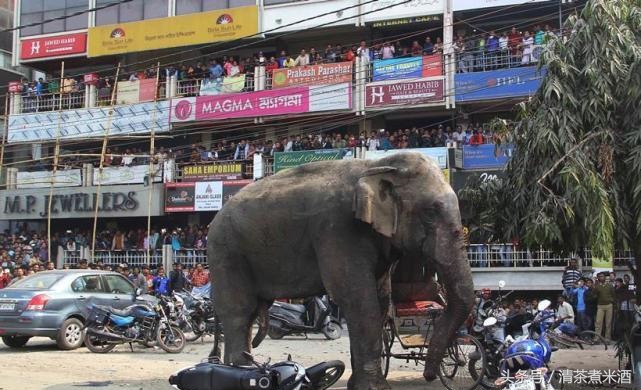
0, 270, 140, 350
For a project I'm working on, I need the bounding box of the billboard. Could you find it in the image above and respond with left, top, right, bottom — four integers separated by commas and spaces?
8, 101, 170, 143
116, 79, 157, 105
454, 0, 551, 11
88, 6, 259, 57
455, 144, 514, 169
450, 169, 505, 192
455, 66, 546, 102
273, 149, 353, 173
20, 32, 87, 61
372, 55, 442, 81
365, 78, 445, 107
165, 180, 252, 212
362, 0, 444, 22
170, 83, 352, 122
93, 165, 163, 186
16, 170, 82, 189
271, 62, 353, 88
182, 163, 244, 181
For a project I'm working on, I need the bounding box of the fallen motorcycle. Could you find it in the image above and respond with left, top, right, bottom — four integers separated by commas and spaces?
84, 295, 186, 353
169, 353, 344, 390
174, 290, 220, 342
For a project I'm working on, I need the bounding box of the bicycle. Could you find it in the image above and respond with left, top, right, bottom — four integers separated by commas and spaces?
546, 322, 608, 350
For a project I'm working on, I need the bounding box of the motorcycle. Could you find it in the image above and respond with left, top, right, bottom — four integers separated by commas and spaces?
169, 352, 345, 390
493, 300, 561, 390
473, 316, 514, 389
268, 296, 342, 340
174, 290, 220, 342
84, 294, 186, 354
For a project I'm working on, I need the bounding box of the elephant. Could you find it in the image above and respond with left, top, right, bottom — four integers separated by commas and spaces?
207, 152, 475, 390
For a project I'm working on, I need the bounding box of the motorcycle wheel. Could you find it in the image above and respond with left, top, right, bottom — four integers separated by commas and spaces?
268, 325, 287, 340
157, 325, 186, 353
84, 333, 116, 353
183, 320, 202, 342
322, 321, 342, 340
305, 360, 345, 390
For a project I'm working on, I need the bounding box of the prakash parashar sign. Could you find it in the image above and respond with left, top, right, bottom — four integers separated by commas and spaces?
0, 184, 164, 220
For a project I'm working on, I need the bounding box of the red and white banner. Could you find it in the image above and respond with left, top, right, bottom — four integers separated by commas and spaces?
365, 78, 445, 107
116, 79, 158, 105
20, 32, 87, 61
170, 83, 352, 122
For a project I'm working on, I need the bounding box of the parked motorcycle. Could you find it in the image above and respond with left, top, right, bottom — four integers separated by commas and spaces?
268, 296, 342, 340
169, 352, 345, 390
84, 294, 186, 353
174, 290, 220, 342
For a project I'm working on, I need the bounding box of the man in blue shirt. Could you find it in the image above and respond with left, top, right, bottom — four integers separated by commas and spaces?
153, 267, 170, 295
571, 279, 589, 331
209, 60, 223, 79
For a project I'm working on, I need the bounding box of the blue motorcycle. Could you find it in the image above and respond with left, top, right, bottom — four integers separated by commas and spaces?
494, 300, 561, 390
84, 294, 186, 353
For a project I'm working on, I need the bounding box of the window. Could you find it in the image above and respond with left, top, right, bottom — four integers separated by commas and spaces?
71, 275, 105, 293
177, 0, 253, 15
8, 273, 63, 289
103, 274, 134, 295
20, 0, 88, 37
96, 0, 167, 25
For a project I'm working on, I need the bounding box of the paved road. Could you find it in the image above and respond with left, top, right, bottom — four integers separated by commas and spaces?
0, 333, 623, 390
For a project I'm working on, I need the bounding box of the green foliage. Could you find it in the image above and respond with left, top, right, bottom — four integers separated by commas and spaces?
480, 0, 641, 259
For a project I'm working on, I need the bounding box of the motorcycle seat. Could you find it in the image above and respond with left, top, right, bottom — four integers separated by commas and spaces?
395, 301, 444, 317
95, 304, 146, 318
273, 301, 307, 314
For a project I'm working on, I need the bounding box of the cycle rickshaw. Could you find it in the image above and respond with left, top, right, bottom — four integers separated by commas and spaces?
381, 282, 487, 390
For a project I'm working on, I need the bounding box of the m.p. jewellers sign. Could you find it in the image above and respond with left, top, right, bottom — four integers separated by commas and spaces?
0, 185, 164, 220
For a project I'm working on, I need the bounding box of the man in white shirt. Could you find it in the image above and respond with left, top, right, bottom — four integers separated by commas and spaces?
366, 132, 379, 151
380, 42, 395, 59
556, 295, 575, 324
356, 41, 370, 64
294, 49, 310, 66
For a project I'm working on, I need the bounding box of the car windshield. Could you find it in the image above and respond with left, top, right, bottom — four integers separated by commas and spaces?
7, 273, 63, 289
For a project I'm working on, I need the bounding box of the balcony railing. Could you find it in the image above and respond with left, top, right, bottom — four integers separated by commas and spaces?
455, 46, 544, 73
19, 91, 85, 113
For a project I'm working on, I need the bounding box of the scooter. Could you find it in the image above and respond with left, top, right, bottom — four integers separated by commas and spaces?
268, 296, 342, 340
169, 352, 345, 390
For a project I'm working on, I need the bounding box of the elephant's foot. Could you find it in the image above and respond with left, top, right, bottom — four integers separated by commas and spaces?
423, 360, 439, 382
347, 373, 391, 390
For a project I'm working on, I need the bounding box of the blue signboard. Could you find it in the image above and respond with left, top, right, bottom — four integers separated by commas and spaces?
454, 66, 546, 102
457, 144, 514, 169
372, 57, 423, 81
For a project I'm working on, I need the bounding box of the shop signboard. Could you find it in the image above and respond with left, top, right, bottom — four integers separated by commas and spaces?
182, 163, 244, 181
271, 62, 353, 88
8, 101, 170, 143
170, 83, 351, 122
450, 169, 505, 192
17, 169, 82, 189
364, 147, 447, 169
93, 165, 162, 186
273, 149, 353, 173
88, 6, 258, 57
455, 144, 514, 169
371, 55, 442, 81
365, 78, 445, 107
371, 15, 440, 28
164, 180, 252, 212
454, 66, 546, 102
20, 32, 87, 61
362, 0, 444, 23
0, 184, 164, 219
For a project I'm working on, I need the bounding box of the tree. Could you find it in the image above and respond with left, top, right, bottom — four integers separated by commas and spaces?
471, 0, 641, 293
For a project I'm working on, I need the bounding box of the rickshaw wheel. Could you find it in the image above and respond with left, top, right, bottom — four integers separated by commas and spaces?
438, 334, 486, 390
381, 319, 394, 378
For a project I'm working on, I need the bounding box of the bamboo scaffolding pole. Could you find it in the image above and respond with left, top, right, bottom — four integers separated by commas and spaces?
146, 62, 161, 267
91, 63, 121, 260
47, 62, 65, 265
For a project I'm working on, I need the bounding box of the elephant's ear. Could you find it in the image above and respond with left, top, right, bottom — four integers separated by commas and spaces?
353, 167, 399, 237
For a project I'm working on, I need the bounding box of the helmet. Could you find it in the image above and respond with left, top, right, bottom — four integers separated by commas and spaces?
503, 340, 545, 372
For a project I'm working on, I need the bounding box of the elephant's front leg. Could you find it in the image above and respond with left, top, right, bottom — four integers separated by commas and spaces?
322, 270, 390, 389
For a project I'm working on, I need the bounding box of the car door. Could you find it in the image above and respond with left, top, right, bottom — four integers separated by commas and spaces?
71, 274, 112, 312
102, 274, 136, 309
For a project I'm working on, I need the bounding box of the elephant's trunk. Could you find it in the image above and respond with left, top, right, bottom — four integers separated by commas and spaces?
423, 225, 475, 381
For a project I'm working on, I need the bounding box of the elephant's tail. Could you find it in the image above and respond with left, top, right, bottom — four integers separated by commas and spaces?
251, 300, 272, 349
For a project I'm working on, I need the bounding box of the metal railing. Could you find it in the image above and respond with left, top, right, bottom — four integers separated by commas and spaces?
455, 45, 544, 73
63, 249, 162, 268
176, 76, 255, 97
172, 249, 207, 268
19, 91, 85, 113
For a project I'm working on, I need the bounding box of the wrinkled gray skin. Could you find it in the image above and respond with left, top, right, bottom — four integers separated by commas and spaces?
207, 152, 474, 390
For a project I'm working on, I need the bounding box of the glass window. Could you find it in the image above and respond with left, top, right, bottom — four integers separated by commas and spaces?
96, 0, 118, 25
20, 12, 43, 36
119, 0, 143, 23
8, 273, 63, 289
65, 0, 88, 30
176, 0, 202, 15
70, 275, 105, 293
144, 0, 168, 20
203, 0, 228, 11
229, 0, 254, 7
21, 0, 44, 13
42, 9, 65, 34
103, 275, 135, 295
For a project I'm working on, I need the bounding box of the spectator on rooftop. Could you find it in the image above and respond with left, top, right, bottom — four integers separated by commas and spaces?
521, 31, 535, 65
410, 41, 423, 56
423, 37, 434, 55
380, 42, 395, 59
325, 44, 337, 62
294, 49, 310, 67
356, 41, 370, 64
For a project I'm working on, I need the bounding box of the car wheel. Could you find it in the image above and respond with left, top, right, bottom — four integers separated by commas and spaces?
2, 335, 31, 348
57, 318, 84, 350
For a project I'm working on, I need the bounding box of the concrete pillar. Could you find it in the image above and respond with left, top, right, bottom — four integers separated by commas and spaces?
253, 152, 263, 180
163, 244, 173, 270
9, 93, 21, 115
31, 144, 42, 161
6, 167, 18, 189
87, 84, 97, 108
255, 65, 266, 91
354, 56, 365, 114
83, 163, 93, 186
443, 0, 455, 109
168, 75, 177, 98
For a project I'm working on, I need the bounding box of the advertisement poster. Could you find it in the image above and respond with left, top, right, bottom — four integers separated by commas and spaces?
170, 83, 351, 122
372, 55, 442, 81
365, 78, 444, 107
17, 170, 82, 189
88, 6, 259, 57
116, 79, 157, 105
93, 165, 162, 186
165, 183, 196, 212
456, 144, 514, 169
20, 32, 87, 61
271, 62, 352, 88
182, 163, 244, 181
455, 66, 546, 102
194, 182, 223, 211
273, 149, 353, 173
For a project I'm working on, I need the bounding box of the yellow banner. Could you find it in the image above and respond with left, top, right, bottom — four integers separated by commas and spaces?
88, 6, 259, 57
